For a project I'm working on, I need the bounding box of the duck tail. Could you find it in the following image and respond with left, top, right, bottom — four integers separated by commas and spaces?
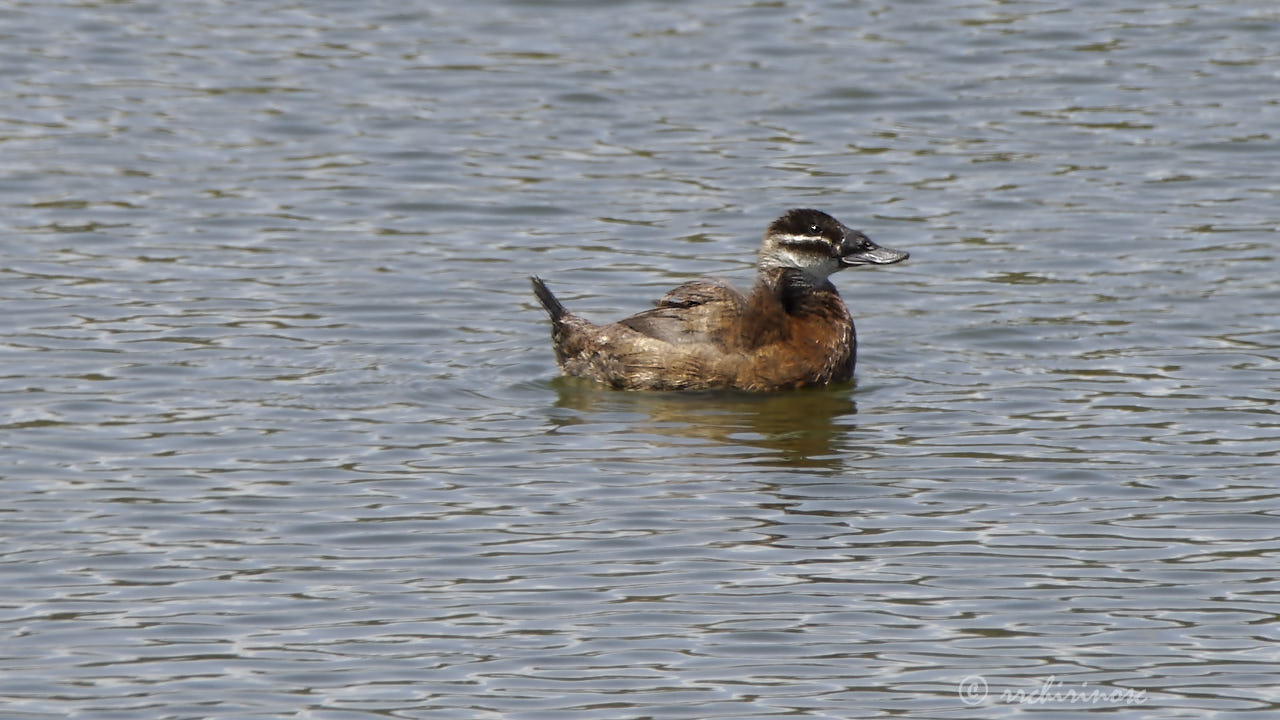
530, 276, 567, 321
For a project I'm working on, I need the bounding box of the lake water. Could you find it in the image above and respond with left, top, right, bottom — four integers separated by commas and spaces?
2, 0, 1278, 718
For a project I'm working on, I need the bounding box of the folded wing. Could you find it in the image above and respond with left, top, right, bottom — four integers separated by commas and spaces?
618, 280, 748, 349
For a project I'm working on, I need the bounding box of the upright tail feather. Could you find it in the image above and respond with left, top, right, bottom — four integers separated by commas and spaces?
530, 276, 567, 321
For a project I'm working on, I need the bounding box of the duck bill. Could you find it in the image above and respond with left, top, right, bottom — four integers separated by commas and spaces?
840, 243, 909, 267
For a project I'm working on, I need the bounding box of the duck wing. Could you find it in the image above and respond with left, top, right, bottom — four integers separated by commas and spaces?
617, 279, 747, 348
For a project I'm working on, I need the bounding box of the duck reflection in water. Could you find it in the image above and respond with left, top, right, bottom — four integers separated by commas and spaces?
548, 377, 861, 470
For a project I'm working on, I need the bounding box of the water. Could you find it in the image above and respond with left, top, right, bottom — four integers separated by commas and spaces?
2, 0, 1278, 718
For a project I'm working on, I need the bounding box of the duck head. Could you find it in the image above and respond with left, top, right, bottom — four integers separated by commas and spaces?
758, 208, 908, 283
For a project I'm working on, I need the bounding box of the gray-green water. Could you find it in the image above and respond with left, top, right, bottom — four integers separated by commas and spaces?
3, 1, 1278, 718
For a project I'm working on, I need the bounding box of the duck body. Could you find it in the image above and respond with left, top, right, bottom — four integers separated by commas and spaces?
531, 209, 907, 391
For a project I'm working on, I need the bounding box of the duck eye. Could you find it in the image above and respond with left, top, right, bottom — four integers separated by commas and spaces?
809, 224, 819, 233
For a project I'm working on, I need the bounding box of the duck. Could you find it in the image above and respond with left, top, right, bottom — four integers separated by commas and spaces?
530, 208, 908, 391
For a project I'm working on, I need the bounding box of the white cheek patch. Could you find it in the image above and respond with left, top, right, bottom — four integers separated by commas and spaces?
772, 233, 825, 246
760, 246, 841, 282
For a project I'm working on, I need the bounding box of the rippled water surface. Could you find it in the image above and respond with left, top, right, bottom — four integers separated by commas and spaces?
3, 0, 1278, 718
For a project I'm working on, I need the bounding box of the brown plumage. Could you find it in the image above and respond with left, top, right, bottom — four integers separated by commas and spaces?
531, 209, 908, 391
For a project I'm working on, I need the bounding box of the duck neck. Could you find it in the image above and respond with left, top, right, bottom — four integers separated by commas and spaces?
759, 267, 842, 316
